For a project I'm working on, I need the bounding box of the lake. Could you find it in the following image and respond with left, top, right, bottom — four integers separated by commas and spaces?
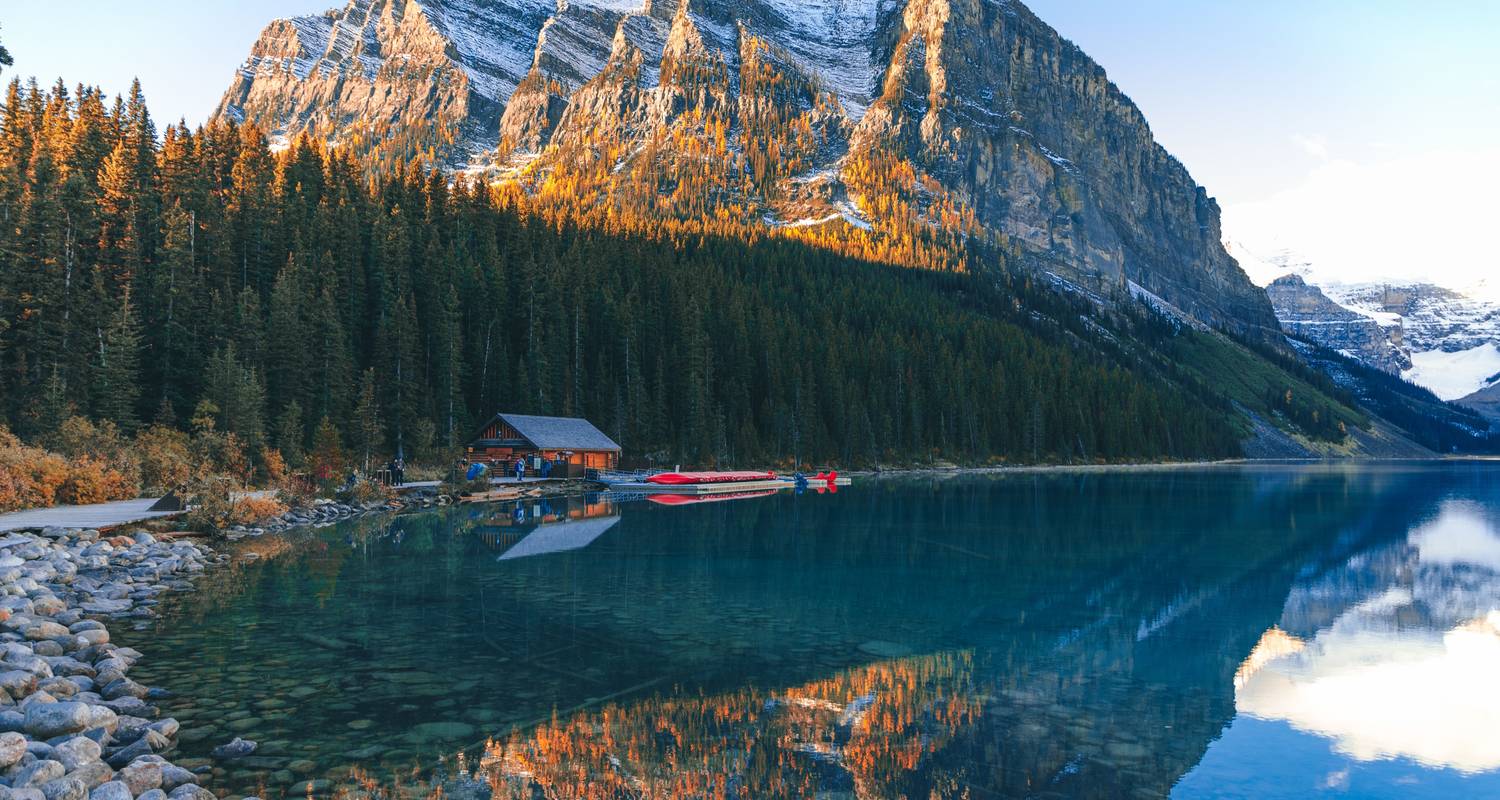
118, 463, 1500, 799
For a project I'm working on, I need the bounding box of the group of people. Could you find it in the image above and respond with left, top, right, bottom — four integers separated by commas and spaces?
464, 456, 556, 484
510, 456, 554, 482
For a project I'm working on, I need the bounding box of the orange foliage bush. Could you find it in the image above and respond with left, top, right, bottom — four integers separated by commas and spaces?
231, 495, 289, 525
57, 456, 137, 506
133, 425, 197, 493
0, 427, 71, 511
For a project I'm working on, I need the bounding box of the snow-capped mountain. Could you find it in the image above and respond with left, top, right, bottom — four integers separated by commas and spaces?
1227, 239, 1500, 411
218, 0, 1280, 336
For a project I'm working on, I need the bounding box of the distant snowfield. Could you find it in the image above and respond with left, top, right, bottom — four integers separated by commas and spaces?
1403, 344, 1500, 402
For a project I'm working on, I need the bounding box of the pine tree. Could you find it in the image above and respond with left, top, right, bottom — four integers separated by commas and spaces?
202, 343, 265, 448
91, 287, 142, 431
274, 400, 305, 468
309, 416, 345, 484
266, 254, 311, 415
353, 368, 383, 474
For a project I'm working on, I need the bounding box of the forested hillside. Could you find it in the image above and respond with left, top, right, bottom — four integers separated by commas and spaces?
0, 77, 1285, 469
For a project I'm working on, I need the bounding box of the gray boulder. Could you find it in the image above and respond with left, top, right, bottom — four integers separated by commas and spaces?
39, 777, 86, 800
63, 763, 113, 791
52, 738, 101, 772
14, 759, 66, 788
0, 730, 27, 768
25, 703, 91, 739
116, 761, 161, 795
164, 787, 212, 800
88, 782, 133, 800
0, 670, 38, 699
155, 765, 194, 793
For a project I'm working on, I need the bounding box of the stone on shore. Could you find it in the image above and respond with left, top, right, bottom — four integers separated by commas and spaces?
165, 786, 214, 800
88, 782, 133, 800
24, 703, 91, 739
0, 730, 27, 767
118, 760, 163, 794
14, 760, 66, 788
52, 737, 101, 771
39, 778, 87, 800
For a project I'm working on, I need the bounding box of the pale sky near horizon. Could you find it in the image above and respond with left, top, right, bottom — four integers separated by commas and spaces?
4, 1, 1497, 288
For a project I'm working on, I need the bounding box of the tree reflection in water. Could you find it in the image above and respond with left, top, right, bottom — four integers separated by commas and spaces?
477, 651, 981, 799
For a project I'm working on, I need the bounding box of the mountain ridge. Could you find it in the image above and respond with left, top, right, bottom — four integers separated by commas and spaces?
216, 0, 1279, 337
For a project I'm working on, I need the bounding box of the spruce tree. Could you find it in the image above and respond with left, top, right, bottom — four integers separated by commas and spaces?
353, 368, 383, 474
91, 287, 142, 431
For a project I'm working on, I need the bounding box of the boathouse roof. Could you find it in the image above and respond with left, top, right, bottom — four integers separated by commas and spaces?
477, 413, 622, 452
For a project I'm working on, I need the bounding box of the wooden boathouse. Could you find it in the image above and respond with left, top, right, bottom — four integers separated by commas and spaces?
466, 413, 621, 476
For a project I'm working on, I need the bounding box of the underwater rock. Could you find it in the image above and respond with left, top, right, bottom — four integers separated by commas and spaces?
209, 738, 256, 760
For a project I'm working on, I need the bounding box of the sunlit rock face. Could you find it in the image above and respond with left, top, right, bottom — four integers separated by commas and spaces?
216, 0, 555, 165
1234, 501, 1500, 773
218, 0, 1278, 336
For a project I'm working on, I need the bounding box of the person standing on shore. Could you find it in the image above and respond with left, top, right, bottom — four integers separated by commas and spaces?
514, 457, 525, 482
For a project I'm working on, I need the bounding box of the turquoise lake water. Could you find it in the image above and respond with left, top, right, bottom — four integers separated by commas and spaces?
119, 463, 1500, 798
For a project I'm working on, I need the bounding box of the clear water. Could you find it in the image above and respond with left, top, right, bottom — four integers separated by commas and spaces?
119, 463, 1500, 799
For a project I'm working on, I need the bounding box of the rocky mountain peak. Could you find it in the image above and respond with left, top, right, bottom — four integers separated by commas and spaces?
217, 0, 1278, 335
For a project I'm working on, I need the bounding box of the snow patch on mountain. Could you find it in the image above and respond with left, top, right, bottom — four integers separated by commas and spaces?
421, 0, 556, 104
1404, 345, 1500, 402
1223, 239, 1316, 287
756, 0, 893, 120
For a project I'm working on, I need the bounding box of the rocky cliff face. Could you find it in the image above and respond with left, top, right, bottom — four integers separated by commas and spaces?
1326, 283, 1500, 355
217, 0, 555, 164
219, 0, 1278, 334
1264, 275, 1408, 374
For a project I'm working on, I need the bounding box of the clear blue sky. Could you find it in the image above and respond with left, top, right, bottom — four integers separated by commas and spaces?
5, 0, 1497, 284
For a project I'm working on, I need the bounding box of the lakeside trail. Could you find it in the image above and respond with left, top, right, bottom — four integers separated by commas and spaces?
0, 502, 184, 535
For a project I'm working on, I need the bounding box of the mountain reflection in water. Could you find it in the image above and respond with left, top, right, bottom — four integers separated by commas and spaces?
1179, 493, 1500, 797
116, 464, 1500, 799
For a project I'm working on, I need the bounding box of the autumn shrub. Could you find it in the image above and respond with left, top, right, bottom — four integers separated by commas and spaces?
183, 473, 289, 532
133, 425, 197, 494
47, 416, 142, 495
234, 495, 289, 524
0, 427, 70, 511
337, 477, 394, 507
57, 456, 137, 505
259, 447, 288, 486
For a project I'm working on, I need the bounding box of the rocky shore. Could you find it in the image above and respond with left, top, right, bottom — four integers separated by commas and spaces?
1, 480, 606, 800
0, 527, 246, 800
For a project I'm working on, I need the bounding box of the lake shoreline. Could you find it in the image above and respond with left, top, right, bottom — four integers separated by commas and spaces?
0, 527, 237, 800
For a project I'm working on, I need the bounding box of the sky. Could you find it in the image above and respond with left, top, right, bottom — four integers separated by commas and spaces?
4, 0, 1498, 289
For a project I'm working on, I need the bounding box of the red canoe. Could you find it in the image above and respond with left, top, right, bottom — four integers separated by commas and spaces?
646, 471, 779, 485
648, 490, 780, 506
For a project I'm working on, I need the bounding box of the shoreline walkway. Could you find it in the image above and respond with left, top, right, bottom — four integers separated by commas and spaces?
0, 498, 180, 533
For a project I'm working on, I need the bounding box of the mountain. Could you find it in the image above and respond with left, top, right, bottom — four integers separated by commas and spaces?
1263, 274, 1407, 374
217, 0, 1279, 337
1226, 239, 1500, 409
